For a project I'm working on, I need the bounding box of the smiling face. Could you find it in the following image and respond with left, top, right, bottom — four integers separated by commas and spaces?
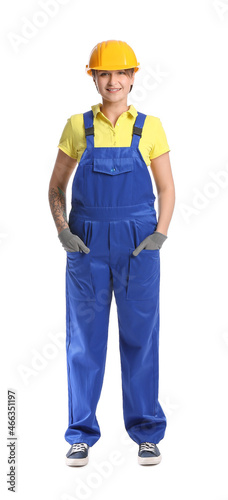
93, 69, 135, 103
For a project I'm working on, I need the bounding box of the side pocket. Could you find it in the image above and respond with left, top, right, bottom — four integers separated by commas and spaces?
66, 251, 96, 301
126, 247, 160, 301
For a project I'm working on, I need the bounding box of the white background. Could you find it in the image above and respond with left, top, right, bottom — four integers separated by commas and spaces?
1, 0, 228, 498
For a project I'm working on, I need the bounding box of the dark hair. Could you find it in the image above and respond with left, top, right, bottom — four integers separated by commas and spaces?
92, 68, 135, 93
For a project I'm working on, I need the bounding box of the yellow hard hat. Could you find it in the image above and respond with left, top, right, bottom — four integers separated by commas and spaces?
86, 40, 140, 75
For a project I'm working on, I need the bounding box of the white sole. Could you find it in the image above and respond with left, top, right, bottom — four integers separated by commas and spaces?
138, 454, 162, 465
66, 455, 89, 467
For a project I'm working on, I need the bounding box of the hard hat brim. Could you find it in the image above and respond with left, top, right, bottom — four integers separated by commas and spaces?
86, 65, 140, 76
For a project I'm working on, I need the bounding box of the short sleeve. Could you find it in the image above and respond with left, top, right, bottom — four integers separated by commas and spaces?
57, 117, 77, 160
149, 118, 170, 160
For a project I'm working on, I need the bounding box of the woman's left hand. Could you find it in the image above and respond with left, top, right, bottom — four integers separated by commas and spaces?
132, 231, 167, 256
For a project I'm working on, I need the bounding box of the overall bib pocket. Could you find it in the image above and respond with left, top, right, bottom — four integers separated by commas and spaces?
66, 251, 96, 301
84, 158, 134, 206
93, 158, 133, 175
126, 247, 160, 301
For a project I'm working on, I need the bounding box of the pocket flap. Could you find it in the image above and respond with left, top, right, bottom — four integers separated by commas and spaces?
93, 158, 133, 175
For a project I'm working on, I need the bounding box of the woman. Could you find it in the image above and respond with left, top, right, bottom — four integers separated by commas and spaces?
48, 40, 175, 467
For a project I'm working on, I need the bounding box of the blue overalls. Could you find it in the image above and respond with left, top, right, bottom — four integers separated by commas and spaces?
65, 109, 167, 447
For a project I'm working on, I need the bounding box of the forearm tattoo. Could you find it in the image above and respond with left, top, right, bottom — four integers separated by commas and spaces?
49, 186, 69, 233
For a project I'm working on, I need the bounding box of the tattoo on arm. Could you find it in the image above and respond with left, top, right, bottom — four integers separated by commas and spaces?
49, 186, 69, 234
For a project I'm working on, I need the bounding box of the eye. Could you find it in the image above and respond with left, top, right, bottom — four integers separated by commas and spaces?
118, 71, 126, 74
100, 72, 109, 76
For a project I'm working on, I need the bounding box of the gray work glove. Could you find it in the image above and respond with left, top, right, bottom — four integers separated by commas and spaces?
58, 227, 90, 253
132, 231, 167, 257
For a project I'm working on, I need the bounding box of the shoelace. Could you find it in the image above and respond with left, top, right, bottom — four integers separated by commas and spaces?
71, 443, 88, 454
139, 442, 156, 453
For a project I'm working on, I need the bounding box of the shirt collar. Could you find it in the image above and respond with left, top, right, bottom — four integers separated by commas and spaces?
91, 103, 138, 119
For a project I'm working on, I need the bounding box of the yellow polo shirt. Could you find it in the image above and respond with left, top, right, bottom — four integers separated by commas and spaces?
57, 103, 170, 166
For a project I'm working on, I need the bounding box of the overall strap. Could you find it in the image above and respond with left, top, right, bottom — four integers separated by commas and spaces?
83, 110, 94, 148
131, 112, 147, 148
83, 109, 147, 149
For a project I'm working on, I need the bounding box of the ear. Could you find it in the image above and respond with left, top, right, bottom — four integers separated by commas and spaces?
93, 74, 98, 89
93, 77, 99, 93
128, 72, 135, 87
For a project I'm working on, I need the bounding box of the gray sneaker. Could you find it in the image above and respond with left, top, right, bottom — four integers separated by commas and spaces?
138, 442, 162, 465
66, 443, 89, 466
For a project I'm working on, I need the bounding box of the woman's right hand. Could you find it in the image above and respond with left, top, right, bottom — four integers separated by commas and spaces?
58, 228, 90, 253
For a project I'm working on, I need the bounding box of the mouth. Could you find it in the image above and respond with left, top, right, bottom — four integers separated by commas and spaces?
106, 88, 121, 93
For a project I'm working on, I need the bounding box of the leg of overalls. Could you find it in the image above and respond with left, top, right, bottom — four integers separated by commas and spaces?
110, 218, 167, 445
65, 219, 113, 447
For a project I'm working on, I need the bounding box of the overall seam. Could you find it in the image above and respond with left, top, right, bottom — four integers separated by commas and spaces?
66, 272, 73, 426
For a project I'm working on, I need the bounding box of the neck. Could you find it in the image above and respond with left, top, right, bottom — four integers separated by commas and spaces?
100, 100, 130, 126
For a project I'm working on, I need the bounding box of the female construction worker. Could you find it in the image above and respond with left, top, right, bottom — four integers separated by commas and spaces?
48, 40, 175, 467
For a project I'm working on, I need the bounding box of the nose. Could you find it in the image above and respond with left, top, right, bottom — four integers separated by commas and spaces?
108, 72, 118, 86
